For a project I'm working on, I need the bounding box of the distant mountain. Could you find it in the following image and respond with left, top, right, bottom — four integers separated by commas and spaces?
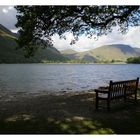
62, 49, 98, 63
61, 49, 78, 59
89, 44, 140, 62
134, 47, 140, 54
62, 44, 140, 63
0, 24, 18, 38
0, 24, 68, 63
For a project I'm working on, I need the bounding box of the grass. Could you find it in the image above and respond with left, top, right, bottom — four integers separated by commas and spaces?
0, 88, 140, 134
0, 117, 114, 134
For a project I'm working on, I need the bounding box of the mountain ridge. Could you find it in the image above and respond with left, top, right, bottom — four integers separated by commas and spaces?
62, 44, 140, 62
0, 24, 68, 63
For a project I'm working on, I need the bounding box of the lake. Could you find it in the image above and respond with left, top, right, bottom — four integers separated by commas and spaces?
0, 64, 140, 94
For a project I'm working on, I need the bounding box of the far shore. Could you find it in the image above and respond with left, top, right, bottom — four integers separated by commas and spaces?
0, 62, 127, 65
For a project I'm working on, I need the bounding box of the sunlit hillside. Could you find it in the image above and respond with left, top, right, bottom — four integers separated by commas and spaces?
62, 44, 140, 63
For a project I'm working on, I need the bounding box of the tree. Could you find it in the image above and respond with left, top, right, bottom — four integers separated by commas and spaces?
15, 6, 140, 57
127, 56, 140, 63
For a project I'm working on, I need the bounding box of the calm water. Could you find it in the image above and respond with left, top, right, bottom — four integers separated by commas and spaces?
0, 64, 140, 94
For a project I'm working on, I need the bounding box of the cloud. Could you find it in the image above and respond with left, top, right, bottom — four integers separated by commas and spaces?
123, 26, 140, 48
0, 6, 17, 30
11, 28, 19, 33
2, 8, 8, 13
52, 26, 140, 51
8, 6, 14, 10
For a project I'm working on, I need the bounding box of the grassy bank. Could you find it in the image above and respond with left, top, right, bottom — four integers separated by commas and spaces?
0, 88, 140, 134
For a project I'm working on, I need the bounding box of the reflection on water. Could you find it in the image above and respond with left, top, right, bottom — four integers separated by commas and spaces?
0, 64, 140, 94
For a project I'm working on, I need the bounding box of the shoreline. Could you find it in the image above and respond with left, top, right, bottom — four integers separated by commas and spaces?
0, 62, 127, 64
0, 89, 95, 100
0, 90, 96, 121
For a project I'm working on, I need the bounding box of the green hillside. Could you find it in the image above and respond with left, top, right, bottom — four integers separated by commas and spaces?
0, 24, 68, 63
62, 49, 98, 63
62, 44, 140, 63
127, 56, 140, 63
61, 49, 79, 60
0, 24, 18, 39
89, 44, 139, 62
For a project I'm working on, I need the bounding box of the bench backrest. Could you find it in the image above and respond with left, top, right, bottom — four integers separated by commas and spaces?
125, 78, 139, 95
108, 77, 139, 99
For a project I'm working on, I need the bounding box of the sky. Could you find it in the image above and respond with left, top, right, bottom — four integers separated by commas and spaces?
1, 6, 140, 52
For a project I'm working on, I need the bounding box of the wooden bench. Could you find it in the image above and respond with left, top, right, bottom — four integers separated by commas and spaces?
94, 77, 139, 111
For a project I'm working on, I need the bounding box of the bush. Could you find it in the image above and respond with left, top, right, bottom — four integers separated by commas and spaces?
127, 56, 140, 64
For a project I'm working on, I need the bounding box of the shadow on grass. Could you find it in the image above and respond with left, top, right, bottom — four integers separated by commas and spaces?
0, 90, 140, 134
0, 116, 113, 134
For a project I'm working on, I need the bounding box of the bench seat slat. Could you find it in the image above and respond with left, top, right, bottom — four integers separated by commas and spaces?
98, 93, 108, 98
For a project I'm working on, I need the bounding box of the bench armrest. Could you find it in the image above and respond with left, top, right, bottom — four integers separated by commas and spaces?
94, 89, 109, 99
94, 89, 109, 94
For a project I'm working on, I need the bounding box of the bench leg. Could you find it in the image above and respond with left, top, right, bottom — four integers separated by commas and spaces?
135, 93, 137, 103
95, 98, 99, 110
124, 95, 126, 102
107, 100, 110, 111
95, 91, 99, 110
